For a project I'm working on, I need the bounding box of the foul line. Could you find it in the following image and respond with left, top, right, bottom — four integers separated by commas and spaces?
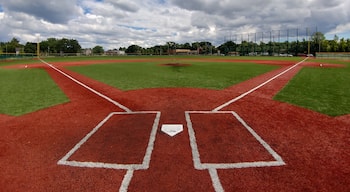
39, 59, 132, 112
213, 57, 308, 111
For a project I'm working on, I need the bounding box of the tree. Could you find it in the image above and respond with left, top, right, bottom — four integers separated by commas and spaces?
329, 35, 339, 52
311, 32, 325, 53
218, 41, 236, 55
55, 38, 81, 53
346, 39, 350, 52
339, 38, 347, 52
24, 42, 37, 53
2, 38, 22, 53
125, 45, 142, 54
92, 45, 104, 55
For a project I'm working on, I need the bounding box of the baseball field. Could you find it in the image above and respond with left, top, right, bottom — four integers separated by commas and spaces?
0, 56, 349, 191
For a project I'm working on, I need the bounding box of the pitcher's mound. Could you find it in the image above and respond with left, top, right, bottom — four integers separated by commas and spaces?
159, 63, 192, 67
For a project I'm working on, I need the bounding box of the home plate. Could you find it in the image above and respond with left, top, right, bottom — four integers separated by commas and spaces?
161, 124, 183, 137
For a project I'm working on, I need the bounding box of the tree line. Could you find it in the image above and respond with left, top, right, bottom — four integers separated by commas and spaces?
0, 37, 81, 55
1, 32, 350, 56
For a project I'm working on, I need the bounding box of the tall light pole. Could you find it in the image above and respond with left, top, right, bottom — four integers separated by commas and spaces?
36, 33, 40, 58
307, 27, 310, 56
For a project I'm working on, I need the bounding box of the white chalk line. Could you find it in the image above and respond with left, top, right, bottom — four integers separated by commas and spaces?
119, 169, 134, 192
204, 59, 308, 190
57, 111, 160, 191
213, 58, 308, 111
42, 56, 161, 190
39, 59, 132, 112
186, 111, 286, 192
209, 168, 224, 192
48, 58, 303, 191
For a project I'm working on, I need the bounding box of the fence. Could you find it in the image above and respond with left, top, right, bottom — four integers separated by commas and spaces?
316, 52, 350, 60
0, 53, 35, 60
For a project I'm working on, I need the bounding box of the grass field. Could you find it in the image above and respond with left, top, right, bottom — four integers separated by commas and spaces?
0, 56, 349, 117
67, 60, 278, 90
274, 59, 350, 116
0, 58, 39, 67
0, 68, 69, 116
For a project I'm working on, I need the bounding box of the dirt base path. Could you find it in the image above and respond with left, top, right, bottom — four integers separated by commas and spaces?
1, 59, 349, 191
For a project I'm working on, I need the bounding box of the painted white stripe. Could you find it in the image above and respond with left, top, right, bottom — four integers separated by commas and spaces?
141, 112, 161, 169
39, 59, 132, 112
185, 112, 202, 170
231, 112, 285, 164
213, 58, 308, 111
58, 111, 161, 170
58, 111, 161, 192
119, 169, 134, 192
58, 160, 143, 170
201, 161, 285, 169
57, 112, 115, 164
185, 111, 285, 170
209, 168, 224, 192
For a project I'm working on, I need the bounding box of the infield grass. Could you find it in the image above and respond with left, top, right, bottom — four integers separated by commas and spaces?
274, 59, 350, 116
67, 60, 278, 90
0, 58, 40, 67
0, 68, 69, 116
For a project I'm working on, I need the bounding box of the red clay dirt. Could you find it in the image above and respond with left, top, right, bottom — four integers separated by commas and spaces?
1, 58, 349, 192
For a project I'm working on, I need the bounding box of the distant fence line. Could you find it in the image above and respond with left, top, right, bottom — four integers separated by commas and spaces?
224, 27, 321, 44
0, 53, 35, 60
316, 52, 350, 60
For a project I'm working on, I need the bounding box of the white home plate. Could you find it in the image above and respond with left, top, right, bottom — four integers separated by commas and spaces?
161, 124, 183, 137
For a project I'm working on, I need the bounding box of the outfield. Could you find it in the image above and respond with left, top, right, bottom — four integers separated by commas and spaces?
1, 56, 349, 116
0, 56, 349, 191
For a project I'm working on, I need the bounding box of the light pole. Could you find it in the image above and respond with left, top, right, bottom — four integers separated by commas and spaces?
35, 33, 40, 58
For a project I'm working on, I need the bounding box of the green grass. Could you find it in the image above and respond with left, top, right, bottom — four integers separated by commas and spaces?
0, 68, 69, 116
67, 60, 279, 90
2, 56, 348, 117
274, 59, 350, 116
0, 58, 40, 67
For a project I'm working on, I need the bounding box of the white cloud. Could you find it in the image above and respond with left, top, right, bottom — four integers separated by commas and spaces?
328, 23, 350, 35
0, 0, 349, 49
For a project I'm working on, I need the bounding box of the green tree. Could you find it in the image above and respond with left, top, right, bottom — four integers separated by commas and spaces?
311, 32, 325, 53
92, 45, 104, 55
218, 41, 236, 55
24, 42, 37, 53
56, 38, 81, 53
126, 45, 142, 54
346, 39, 350, 52
339, 38, 347, 52
3, 38, 22, 53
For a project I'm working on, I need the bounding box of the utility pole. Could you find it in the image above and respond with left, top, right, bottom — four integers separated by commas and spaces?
36, 33, 40, 58
307, 27, 310, 56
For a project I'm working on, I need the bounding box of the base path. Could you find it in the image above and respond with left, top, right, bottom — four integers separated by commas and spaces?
0, 59, 349, 192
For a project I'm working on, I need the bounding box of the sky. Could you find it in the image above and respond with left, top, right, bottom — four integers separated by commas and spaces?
0, 0, 349, 49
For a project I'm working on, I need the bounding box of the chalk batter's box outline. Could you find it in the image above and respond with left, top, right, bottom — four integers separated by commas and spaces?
57, 111, 161, 170
185, 111, 285, 170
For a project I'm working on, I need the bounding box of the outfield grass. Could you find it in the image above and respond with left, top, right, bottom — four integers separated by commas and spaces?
67, 60, 279, 90
0, 68, 69, 116
274, 59, 350, 116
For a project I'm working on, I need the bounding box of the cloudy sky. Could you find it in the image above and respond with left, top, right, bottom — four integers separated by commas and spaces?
0, 0, 349, 49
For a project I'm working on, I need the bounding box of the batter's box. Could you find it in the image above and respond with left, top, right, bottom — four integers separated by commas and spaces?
185, 111, 285, 170
58, 111, 161, 170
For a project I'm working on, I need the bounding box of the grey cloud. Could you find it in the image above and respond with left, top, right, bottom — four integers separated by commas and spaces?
0, 0, 349, 49
170, 0, 349, 34
0, 0, 81, 24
